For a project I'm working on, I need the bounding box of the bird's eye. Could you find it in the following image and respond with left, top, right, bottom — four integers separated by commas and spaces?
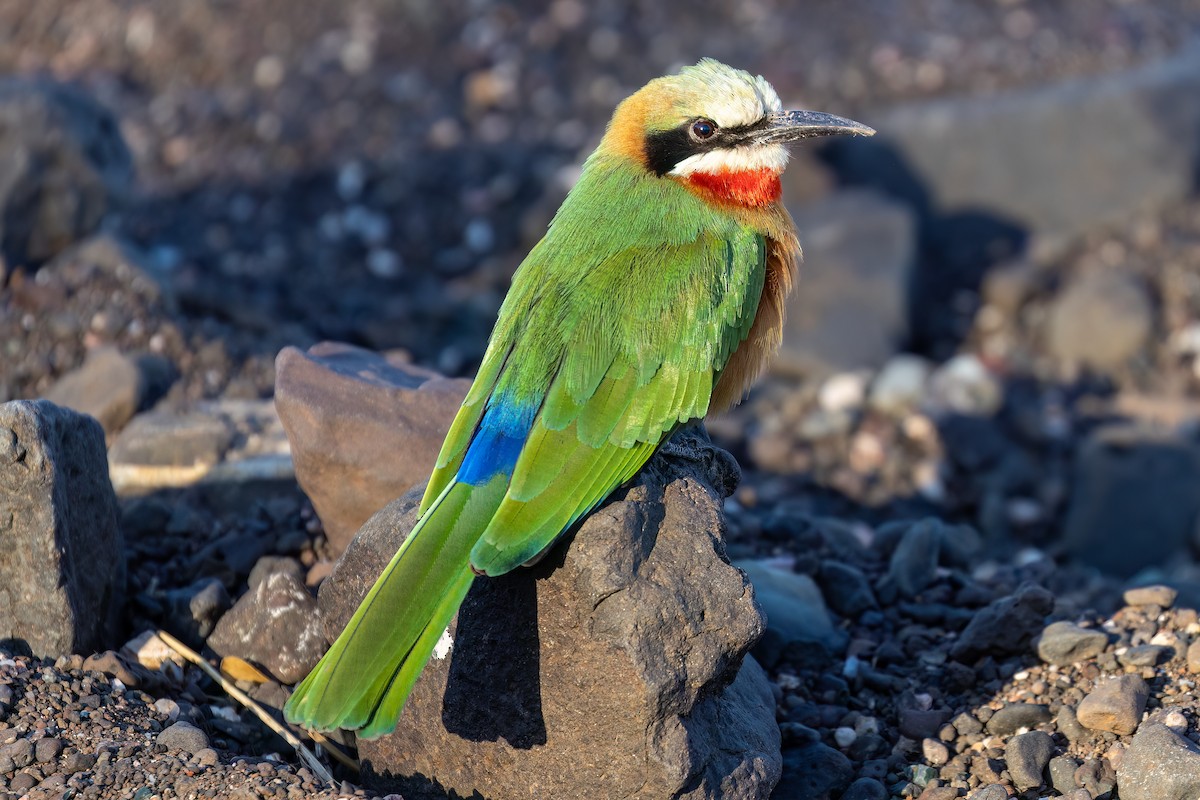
690, 119, 717, 141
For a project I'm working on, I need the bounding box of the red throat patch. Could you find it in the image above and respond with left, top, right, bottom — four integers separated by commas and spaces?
685, 168, 782, 208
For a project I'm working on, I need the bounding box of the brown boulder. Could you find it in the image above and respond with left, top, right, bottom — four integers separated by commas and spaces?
274, 342, 469, 554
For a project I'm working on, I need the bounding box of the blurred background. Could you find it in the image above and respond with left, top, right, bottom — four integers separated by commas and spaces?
3, 0, 1200, 592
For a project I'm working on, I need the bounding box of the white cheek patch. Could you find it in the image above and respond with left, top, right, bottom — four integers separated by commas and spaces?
669, 143, 789, 178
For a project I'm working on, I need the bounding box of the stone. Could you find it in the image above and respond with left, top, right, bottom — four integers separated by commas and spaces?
0, 400, 124, 657
274, 342, 470, 554
841, 777, 887, 800
779, 189, 916, 377
0, 79, 132, 267
1062, 425, 1200, 578
950, 583, 1054, 662
887, 518, 942, 598
108, 410, 234, 469
816, 560, 878, 618
1077, 675, 1149, 735
774, 742, 853, 800
1118, 721, 1200, 800
822, 43, 1200, 249
162, 578, 231, 648
43, 347, 153, 437
1075, 758, 1117, 798
1005, 730, 1054, 791
82, 650, 143, 688
1123, 584, 1178, 608
1118, 645, 1170, 668
208, 571, 325, 684
1037, 621, 1108, 666
1057, 705, 1088, 743
33, 738, 62, 764
985, 703, 1052, 736
968, 786, 1009, 800
925, 354, 1003, 417
735, 559, 847, 667
867, 354, 932, 415
1188, 639, 1200, 674
247, 555, 305, 592
323, 426, 779, 799
1048, 755, 1082, 794
1046, 272, 1153, 371
921, 738, 949, 767
899, 708, 951, 740
156, 721, 209, 755
122, 630, 184, 671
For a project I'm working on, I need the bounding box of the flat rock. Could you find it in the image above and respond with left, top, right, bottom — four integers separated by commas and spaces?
321, 426, 780, 799
1046, 272, 1153, 371
1037, 621, 1108, 665
43, 346, 151, 436
208, 571, 325, 684
1123, 584, 1178, 608
1118, 722, 1200, 800
1062, 425, 1200, 578
779, 189, 916, 377
985, 703, 1052, 736
156, 721, 210, 755
1076, 674, 1149, 735
0, 78, 132, 267
0, 400, 124, 657
274, 341, 469, 555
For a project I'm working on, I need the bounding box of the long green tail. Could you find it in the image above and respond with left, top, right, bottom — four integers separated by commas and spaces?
284, 475, 507, 739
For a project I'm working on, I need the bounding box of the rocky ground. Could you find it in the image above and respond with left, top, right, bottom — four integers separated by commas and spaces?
5, 1, 1200, 799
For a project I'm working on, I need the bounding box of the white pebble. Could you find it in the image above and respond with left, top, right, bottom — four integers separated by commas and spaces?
834, 727, 857, 748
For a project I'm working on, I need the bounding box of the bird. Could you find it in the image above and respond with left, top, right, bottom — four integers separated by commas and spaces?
284, 58, 873, 739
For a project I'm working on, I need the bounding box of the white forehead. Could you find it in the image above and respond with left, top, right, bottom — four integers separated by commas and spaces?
679, 59, 783, 128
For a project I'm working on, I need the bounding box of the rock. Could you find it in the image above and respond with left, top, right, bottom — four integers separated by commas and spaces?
82, 650, 142, 688
1118, 645, 1170, 668
1123, 584, 1178, 608
1037, 621, 1109, 665
816, 560, 878, 618
775, 742, 854, 800
1046, 271, 1153, 371
43, 347, 155, 436
109, 410, 234, 470
0, 400, 124, 657
208, 571, 325, 684
925, 354, 1003, 417
867, 354, 932, 415
325, 426, 779, 799
735, 559, 847, 667
162, 578, 231, 648
985, 703, 1052, 736
841, 777, 887, 800
1048, 755, 1082, 794
968, 786, 1010, 800
950, 583, 1054, 662
887, 518, 942, 598
274, 342, 470, 555
1188, 639, 1200, 674
1062, 424, 1200, 578
1005, 730, 1054, 791
156, 721, 209, 755
122, 630, 183, 671
921, 738, 949, 767
1077, 675, 1149, 735
33, 737, 62, 764
1075, 758, 1117, 798
247, 555, 305, 591
1057, 705, 1088, 743
779, 189, 916, 376
0, 79, 132, 267
1118, 722, 1200, 800
899, 708, 951, 740
825, 43, 1200, 249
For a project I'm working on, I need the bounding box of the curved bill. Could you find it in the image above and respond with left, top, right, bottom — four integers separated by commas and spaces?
757, 110, 876, 143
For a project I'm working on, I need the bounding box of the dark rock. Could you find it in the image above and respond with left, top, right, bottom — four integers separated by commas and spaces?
775, 742, 854, 800
1005, 730, 1054, 791
1057, 705, 1088, 743
1118, 644, 1170, 667
1048, 755, 1082, 794
43, 346, 152, 436
1075, 758, 1117, 798
735, 559, 847, 667
1063, 425, 1200, 578
0, 79, 132, 267
0, 739, 32, 770
163, 578, 231, 648
1037, 621, 1108, 665
841, 777, 887, 800
156, 721, 209, 755
779, 190, 916, 376
887, 518, 942, 598
1077, 674, 1149, 735
952, 711, 984, 737
985, 703, 1052, 736
326, 426, 779, 799
816, 560, 878, 618
274, 342, 470, 555
899, 708, 951, 740
208, 571, 325, 684
1119, 722, 1200, 800
968, 787, 1009, 800
33, 738, 62, 764
1046, 272, 1153, 371
0, 400, 124, 657
951, 583, 1054, 662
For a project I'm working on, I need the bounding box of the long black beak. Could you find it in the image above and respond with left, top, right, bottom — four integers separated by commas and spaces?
757, 110, 875, 143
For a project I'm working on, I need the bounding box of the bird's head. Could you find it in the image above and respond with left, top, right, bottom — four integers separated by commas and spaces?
601, 59, 874, 208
